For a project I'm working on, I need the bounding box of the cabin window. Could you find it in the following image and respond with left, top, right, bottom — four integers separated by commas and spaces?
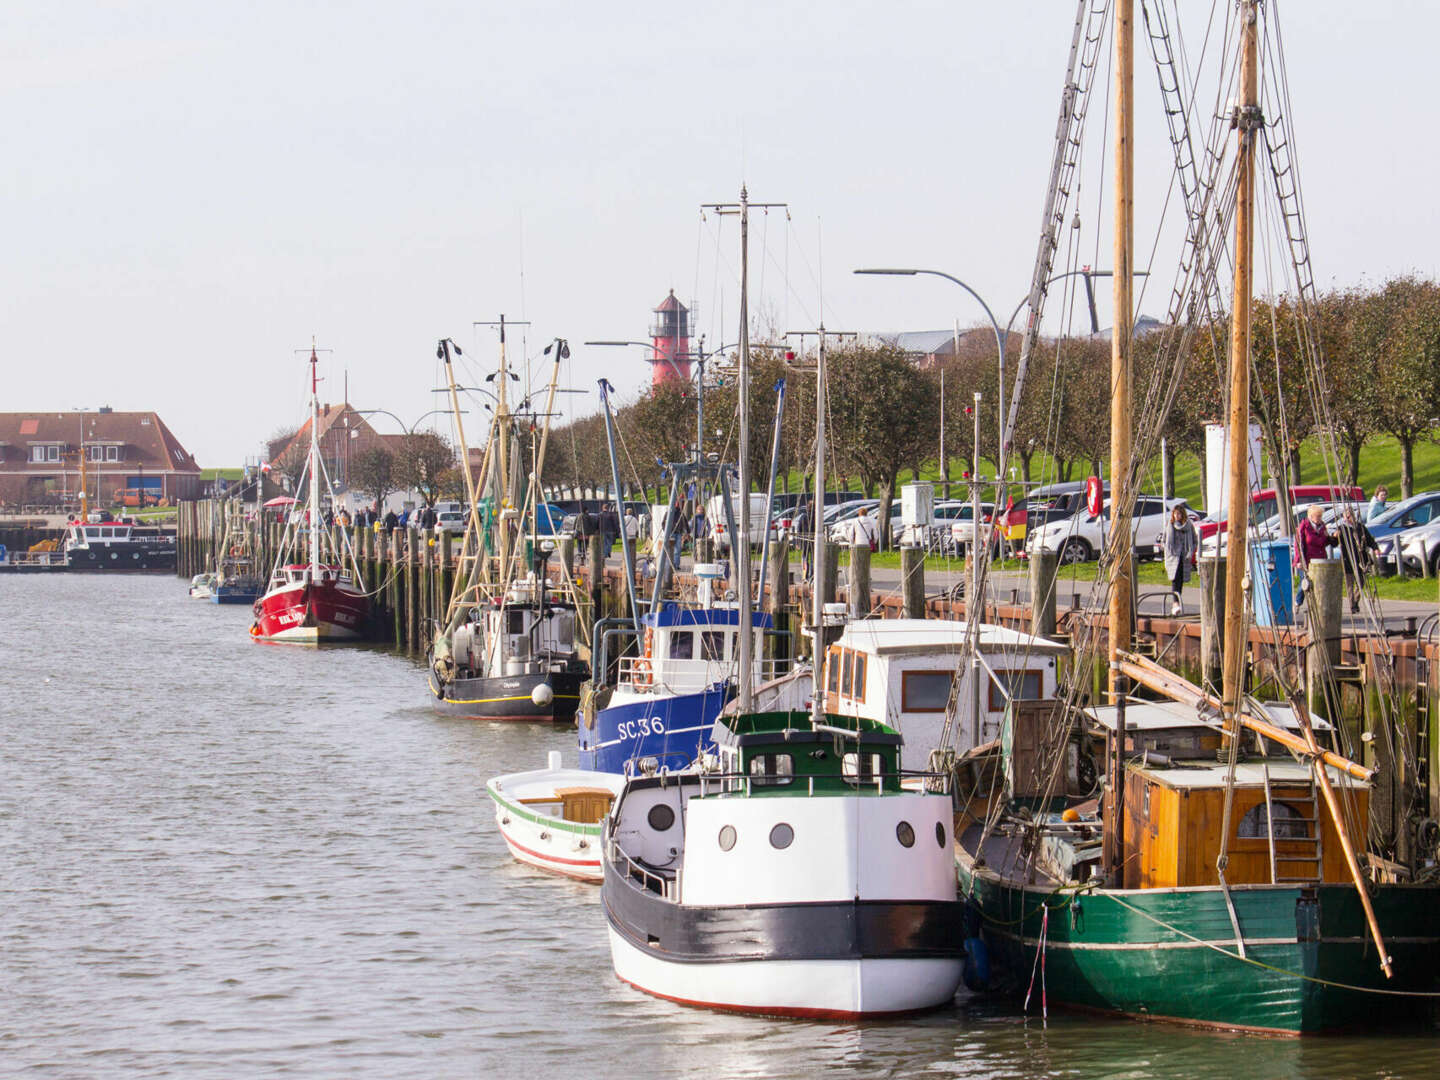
896, 821, 915, 848
901, 670, 953, 712
506, 609, 525, 635
647, 804, 675, 831
826, 649, 841, 695
668, 631, 694, 660
1238, 801, 1308, 840
843, 751, 887, 785
718, 825, 737, 851
769, 823, 794, 850
701, 630, 726, 661
86, 527, 100, 539
848, 654, 867, 701
839, 650, 854, 697
748, 752, 793, 787
988, 669, 1044, 711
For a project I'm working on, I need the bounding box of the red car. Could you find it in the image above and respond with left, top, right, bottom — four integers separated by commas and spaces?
1198, 485, 1363, 540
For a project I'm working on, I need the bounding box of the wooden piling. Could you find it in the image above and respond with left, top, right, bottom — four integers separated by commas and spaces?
901, 545, 926, 620
1029, 549, 1059, 639
848, 542, 871, 620
1199, 557, 1226, 693
1308, 559, 1343, 720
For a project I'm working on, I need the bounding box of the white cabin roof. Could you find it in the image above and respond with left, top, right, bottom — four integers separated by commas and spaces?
836, 618, 1067, 659
1135, 759, 1359, 790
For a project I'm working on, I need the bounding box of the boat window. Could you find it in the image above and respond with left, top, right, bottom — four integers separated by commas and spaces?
701, 630, 726, 661
668, 631, 694, 660
896, 821, 915, 848
86, 527, 100, 538
748, 752, 793, 787
718, 825, 737, 851
769, 823, 794, 850
1238, 801, 1308, 840
506, 609, 526, 635
843, 751, 886, 785
826, 649, 841, 695
848, 653, 866, 700
935, 821, 947, 848
840, 650, 854, 697
647, 804, 675, 831
901, 670, 953, 713
988, 670, 1044, 712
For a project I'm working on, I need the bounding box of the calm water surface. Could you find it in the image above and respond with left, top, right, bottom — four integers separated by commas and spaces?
2, 575, 1436, 1078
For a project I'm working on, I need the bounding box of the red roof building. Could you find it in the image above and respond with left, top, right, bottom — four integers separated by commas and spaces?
0, 409, 202, 509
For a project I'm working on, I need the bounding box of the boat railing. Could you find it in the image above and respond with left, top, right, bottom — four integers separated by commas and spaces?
696, 768, 952, 798
1, 550, 67, 568
607, 837, 677, 900
616, 655, 789, 693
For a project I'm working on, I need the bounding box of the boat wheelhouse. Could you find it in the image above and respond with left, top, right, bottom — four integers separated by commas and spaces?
64, 520, 176, 571
601, 709, 965, 1018
748, 618, 1066, 772
252, 563, 369, 643
580, 600, 781, 773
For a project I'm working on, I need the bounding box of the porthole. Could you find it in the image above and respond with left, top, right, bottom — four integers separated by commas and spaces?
935, 821, 946, 848
718, 825, 737, 851
769, 823, 794, 850
647, 804, 675, 831
896, 821, 915, 848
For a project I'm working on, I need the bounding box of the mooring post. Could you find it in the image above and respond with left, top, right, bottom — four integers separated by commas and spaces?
389, 530, 403, 645
588, 533, 606, 623
818, 538, 839, 608
769, 538, 791, 662
1308, 558, 1343, 720
1199, 556, 1226, 694
902, 544, 926, 620
1029, 549, 1059, 639
558, 535, 575, 578
848, 541, 871, 620
406, 527, 419, 654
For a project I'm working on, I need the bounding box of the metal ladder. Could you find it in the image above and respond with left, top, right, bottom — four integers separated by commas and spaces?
1263, 764, 1323, 883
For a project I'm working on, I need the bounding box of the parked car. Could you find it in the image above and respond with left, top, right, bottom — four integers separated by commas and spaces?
1198, 485, 1363, 542
434, 509, 466, 533
707, 491, 775, 554
1027, 495, 1187, 564
943, 502, 999, 555
1396, 519, 1440, 577
999, 481, 1106, 548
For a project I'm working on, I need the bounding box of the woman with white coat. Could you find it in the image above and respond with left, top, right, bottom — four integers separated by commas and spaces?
1162, 504, 1198, 616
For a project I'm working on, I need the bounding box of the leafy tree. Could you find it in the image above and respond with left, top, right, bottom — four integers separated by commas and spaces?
350, 446, 395, 511
394, 432, 456, 507
1358, 276, 1440, 497
827, 342, 941, 547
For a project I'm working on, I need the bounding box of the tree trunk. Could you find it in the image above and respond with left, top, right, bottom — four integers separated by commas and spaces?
1401, 435, 1416, 499
878, 476, 896, 549
1344, 436, 1362, 487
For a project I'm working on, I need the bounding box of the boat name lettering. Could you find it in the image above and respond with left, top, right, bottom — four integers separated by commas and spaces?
617, 716, 665, 740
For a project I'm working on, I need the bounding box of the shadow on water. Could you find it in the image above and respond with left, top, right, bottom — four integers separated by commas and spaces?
1, 575, 1436, 1078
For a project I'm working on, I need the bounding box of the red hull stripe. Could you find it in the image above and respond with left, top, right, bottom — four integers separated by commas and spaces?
504, 834, 600, 869
612, 973, 943, 1021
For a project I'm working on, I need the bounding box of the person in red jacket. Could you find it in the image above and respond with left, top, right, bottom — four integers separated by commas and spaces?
1293, 503, 1334, 606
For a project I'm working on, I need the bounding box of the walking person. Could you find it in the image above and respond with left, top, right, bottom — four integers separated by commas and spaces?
622, 505, 640, 549
599, 503, 620, 558
574, 505, 595, 561
1162, 504, 1198, 616
1366, 486, 1389, 523
1336, 506, 1379, 613
851, 506, 878, 551
1293, 503, 1335, 608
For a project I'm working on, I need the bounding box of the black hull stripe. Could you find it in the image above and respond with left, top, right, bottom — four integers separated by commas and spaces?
601, 857, 964, 964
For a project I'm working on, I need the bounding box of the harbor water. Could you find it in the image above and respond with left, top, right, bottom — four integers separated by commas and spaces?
4, 574, 1438, 1078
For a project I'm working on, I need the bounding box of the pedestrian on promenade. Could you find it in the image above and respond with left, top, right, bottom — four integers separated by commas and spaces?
1336, 507, 1379, 613
574, 506, 595, 560
1367, 486, 1389, 522
599, 503, 619, 558
1294, 503, 1334, 606
1162, 503, 1198, 616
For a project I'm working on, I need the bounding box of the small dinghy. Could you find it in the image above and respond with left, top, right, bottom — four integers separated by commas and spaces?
487, 751, 625, 883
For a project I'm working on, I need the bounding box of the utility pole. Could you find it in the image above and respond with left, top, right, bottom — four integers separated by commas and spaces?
703, 188, 787, 714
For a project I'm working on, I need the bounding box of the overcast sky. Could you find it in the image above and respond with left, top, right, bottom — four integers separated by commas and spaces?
5, 1, 1436, 466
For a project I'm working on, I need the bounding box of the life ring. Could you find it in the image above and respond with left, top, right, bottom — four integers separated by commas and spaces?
230, 545, 242, 557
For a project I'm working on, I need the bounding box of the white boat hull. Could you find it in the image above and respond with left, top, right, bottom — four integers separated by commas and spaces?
607, 925, 962, 1018
487, 762, 622, 884
495, 811, 603, 882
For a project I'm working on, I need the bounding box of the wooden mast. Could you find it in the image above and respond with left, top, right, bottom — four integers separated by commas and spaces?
1107, 0, 1135, 698
1221, 4, 1257, 736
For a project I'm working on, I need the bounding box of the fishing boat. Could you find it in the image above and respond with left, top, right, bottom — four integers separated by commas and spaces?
62, 518, 176, 571
427, 324, 590, 721
487, 750, 625, 882
212, 487, 264, 604
188, 572, 217, 598
601, 708, 965, 1017
950, 0, 1440, 1034
250, 346, 370, 644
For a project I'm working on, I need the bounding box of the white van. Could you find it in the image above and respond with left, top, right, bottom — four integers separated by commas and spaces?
705, 492, 773, 554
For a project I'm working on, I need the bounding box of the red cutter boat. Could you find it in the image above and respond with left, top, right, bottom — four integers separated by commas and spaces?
251, 345, 370, 644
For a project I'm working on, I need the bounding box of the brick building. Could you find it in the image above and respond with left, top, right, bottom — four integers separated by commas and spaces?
0, 408, 202, 508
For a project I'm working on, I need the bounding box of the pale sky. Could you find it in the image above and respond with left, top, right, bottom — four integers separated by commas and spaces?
5, 1, 1435, 466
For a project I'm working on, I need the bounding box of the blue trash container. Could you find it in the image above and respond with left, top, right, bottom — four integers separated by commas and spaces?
1249, 538, 1294, 626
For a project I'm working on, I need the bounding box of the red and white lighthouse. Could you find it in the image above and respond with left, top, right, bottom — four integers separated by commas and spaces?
648, 290, 692, 390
